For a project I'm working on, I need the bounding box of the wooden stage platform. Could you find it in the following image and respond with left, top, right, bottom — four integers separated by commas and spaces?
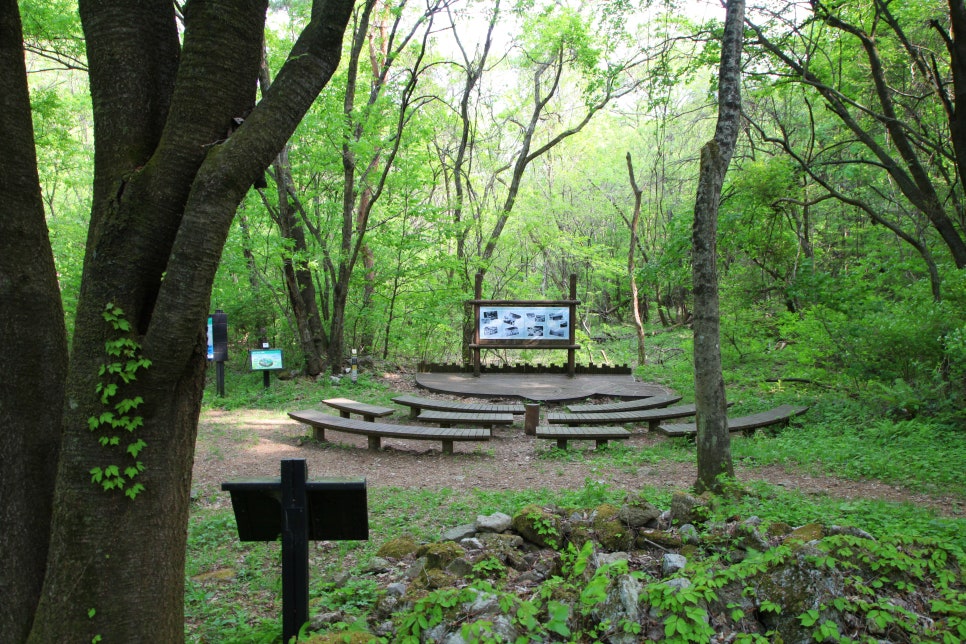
414, 372, 673, 403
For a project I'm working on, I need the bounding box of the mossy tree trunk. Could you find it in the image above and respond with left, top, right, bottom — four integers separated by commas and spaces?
0, 1, 355, 641
0, 5, 69, 641
692, 0, 744, 495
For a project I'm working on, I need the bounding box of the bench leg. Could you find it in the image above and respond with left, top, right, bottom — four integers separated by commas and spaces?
408, 407, 419, 420
340, 411, 351, 419
595, 439, 608, 449
367, 436, 381, 451
556, 439, 568, 450
441, 440, 454, 455
363, 414, 375, 422
648, 420, 659, 432
313, 427, 325, 441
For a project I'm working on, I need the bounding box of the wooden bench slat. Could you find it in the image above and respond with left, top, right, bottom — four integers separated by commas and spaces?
392, 394, 526, 417
548, 406, 684, 427
289, 410, 490, 453
535, 425, 630, 450
322, 397, 395, 421
656, 405, 809, 437
415, 410, 515, 427
549, 402, 733, 431
566, 393, 682, 413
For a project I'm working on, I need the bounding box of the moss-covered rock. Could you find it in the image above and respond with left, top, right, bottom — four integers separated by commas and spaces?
766, 521, 793, 538
511, 504, 561, 549
377, 535, 420, 560
568, 524, 593, 550
636, 529, 683, 550
783, 523, 824, 545
747, 544, 847, 641
670, 491, 712, 526
303, 631, 379, 644
409, 567, 457, 591
415, 541, 465, 570
593, 503, 633, 551
620, 492, 662, 528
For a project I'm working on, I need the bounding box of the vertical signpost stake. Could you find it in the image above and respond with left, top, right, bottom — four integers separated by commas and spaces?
281, 459, 309, 643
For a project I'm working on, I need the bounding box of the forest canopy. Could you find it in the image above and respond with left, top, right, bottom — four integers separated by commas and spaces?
27, 0, 966, 400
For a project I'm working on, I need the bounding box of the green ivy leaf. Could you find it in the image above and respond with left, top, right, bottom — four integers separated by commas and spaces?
127, 439, 147, 458
114, 396, 143, 414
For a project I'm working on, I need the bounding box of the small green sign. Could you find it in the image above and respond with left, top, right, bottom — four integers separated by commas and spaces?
250, 348, 283, 371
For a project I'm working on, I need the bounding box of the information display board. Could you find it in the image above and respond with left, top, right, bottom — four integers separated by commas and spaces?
250, 348, 284, 371
467, 273, 580, 377
478, 306, 570, 340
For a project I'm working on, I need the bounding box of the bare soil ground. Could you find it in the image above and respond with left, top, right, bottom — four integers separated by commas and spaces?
191, 374, 965, 518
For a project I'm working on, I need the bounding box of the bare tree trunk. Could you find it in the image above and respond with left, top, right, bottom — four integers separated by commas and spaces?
626, 153, 647, 365
258, 57, 327, 375
693, 0, 745, 495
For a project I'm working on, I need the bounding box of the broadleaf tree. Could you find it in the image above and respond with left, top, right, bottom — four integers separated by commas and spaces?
0, 0, 354, 640
692, 0, 745, 494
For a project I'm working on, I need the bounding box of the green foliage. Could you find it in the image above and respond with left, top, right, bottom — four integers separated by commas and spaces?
471, 556, 507, 580
89, 303, 149, 499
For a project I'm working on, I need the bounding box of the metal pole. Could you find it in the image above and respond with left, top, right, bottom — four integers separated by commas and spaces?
216, 361, 225, 397
281, 459, 309, 642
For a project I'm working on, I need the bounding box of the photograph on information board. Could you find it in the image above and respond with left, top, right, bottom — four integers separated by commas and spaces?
479, 307, 568, 340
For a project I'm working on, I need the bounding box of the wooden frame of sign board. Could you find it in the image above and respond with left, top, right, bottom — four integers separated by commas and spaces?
468, 273, 580, 377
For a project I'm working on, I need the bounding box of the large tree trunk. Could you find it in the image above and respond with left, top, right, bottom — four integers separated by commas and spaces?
272, 147, 328, 375
5, 2, 355, 641
0, 4, 69, 641
259, 56, 328, 375
693, 0, 744, 495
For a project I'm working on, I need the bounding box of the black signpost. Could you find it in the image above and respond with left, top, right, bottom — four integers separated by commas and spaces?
208, 310, 228, 396
222, 460, 368, 642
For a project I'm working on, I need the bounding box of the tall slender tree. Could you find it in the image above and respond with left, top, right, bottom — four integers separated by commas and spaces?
692, 0, 745, 494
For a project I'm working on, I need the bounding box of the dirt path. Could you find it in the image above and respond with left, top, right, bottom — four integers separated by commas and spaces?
191, 407, 965, 519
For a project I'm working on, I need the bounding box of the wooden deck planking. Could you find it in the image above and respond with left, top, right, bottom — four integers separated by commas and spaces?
414, 373, 671, 403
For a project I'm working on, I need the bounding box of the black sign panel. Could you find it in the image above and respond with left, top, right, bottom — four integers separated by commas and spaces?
221, 477, 368, 542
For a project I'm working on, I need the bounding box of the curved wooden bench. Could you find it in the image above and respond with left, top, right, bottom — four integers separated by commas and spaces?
552, 402, 732, 431
656, 405, 809, 438
415, 410, 515, 429
392, 394, 526, 419
322, 398, 395, 422
535, 426, 631, 450
565, 393, 682, 413
288, 410, 489, 454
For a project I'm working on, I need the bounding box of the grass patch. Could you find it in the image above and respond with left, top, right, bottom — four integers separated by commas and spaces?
730, 396, 966, 496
